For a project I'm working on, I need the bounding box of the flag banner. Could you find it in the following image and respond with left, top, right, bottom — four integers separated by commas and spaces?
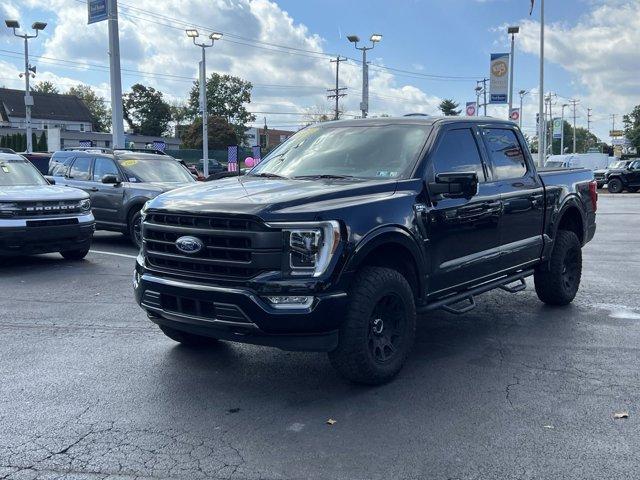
552, 118, 562, 139
465, 102, 477, 116
227, 145, 238, 172
152, 140, 166, 151
509, 108, 520, 122
79, 140, 93, 147
489, 53, 509, 104
252, 145, 262, 163
88, 0, 108, 24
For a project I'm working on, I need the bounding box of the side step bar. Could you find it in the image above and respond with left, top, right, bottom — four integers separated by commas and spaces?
418, 269, 534, 315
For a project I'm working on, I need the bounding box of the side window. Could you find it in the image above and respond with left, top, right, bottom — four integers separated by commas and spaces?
93, 157, 120, 181
430, 128, 486, 181
68, 156, 91, 180
481, 128, 527, 179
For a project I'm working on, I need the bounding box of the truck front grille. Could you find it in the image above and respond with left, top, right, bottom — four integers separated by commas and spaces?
12, 200, 83, 217
143, 213, 282, 282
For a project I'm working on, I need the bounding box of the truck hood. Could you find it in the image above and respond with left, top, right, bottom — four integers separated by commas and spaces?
147, 176, 399, 218
125, 181, 191, 193
0, 185, 89, 202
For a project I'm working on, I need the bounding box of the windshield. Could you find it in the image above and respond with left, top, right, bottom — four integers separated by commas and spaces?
117, 158, 196, 183
0, 159, 48, 186
609, 161, 627, 169
545, 161, 566, 168
250, 124, 431, 180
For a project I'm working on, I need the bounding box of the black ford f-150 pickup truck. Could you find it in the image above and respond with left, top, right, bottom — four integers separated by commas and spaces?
0, 153, 95, 258
134, 117, 597, 384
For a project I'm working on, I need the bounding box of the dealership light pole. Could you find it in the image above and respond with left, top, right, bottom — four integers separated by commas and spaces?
537, 0, 546, 166
518, 89, 528, 129
107, 0, 125, 149
560, 103, 568, 154
5, 19, 46, 153
507, 26, 519, 117
347, 33, 382, 118
186, 29, 223, 178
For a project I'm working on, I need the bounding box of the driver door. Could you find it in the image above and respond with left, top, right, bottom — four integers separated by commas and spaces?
90, 156, 125, 227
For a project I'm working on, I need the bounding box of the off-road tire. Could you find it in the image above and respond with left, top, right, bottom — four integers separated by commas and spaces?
60, 247, 90, 260
607, 178, 624, 194
328, 266, 416, 385
534, 230, 582, 306
159, 325, 220, 347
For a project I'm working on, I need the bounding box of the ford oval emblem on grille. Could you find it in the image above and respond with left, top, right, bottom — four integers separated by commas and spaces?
175, 236, 204, 254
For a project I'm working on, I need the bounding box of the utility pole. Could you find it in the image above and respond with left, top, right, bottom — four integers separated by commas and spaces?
348, 34, 382, 118
587, 108, 592, 134
5, 20, 46, 153
327, 56, 347, 120
560, 103, 568, 154
538, 0, 545, 166
107, 0, 125, 149
476, 78, 489, 116
518, 90, 528, 129
569, 99, 579, 153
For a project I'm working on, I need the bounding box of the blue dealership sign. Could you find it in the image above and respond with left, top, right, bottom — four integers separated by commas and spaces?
88, 0, 108, 24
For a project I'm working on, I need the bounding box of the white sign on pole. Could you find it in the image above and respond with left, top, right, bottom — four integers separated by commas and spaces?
552, 118, 562, 139
489, 53, 509, 104
509, 108, 520, 122
465, 102, 477, 116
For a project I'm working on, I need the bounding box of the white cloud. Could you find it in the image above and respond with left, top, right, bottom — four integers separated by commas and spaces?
2, 0, 445, 132
517, 1, 640, 139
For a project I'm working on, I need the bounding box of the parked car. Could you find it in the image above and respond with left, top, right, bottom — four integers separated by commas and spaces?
0, 148, 16, 154
544, 153, 609, 171
593, 159, 632, 188
604, 158, 640, 193
20, 152, 52, 175
133, 117, 597, 384
0, 152, 95, 259
52, 151, 195, 248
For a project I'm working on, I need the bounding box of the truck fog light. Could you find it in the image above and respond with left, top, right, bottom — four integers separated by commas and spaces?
133, 269, 141, 288
264, 295, 314, 309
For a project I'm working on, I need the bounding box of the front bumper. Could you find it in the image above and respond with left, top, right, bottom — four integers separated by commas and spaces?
0, 214, 95, 256
134, 262, 348, 352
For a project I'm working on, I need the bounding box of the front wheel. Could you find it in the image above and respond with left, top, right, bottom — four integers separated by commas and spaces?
607, 178, 624, 194
159, 325, 220, 347
60, 247, 90, 261
328, 266, 416, 385
128, 210, 143, 249
534, 230, 582, 306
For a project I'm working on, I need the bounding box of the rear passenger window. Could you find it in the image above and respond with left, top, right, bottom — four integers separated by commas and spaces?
481, 128, 527, 179
68, 157, 91, 180
430, 128, 486, 181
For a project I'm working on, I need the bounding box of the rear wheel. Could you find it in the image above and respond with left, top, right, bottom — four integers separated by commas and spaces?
159, 325, 220, 347
534, 230, 582, 306
328, 266, 416, 385
607, 178, 624, 194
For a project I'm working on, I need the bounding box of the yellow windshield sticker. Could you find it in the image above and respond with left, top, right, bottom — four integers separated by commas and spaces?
120, 159, 138, 166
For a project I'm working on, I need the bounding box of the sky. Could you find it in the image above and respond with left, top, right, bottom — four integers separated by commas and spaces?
0, 0, 638, 142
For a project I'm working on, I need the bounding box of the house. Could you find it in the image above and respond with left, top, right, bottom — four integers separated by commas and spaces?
243, 126, 295, 149
0, 87, 93, 132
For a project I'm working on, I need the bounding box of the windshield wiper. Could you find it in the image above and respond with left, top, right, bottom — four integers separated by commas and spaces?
248, 172, 288, 179
292, 174, 357, 180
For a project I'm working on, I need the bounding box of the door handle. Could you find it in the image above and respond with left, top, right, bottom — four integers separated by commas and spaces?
89, 187, 99, 192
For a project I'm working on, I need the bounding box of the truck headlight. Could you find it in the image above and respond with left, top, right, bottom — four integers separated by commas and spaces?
79, 199, 91, 212
266, 221, 341, 277
0, 202, 19, 217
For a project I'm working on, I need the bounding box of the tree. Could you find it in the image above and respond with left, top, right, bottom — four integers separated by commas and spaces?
37, 131, 47, 151
188, 73, 256, 138
531, 121, 600, 155
623, 105, 640, 151
122, 83, 171, 136
438, 99, 461, 116
67, 84, 111, 132
303, 104, 332, 125
180, 116, 238, 150
33, 81, 59, 94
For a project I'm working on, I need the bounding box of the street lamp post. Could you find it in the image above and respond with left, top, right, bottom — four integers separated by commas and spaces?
537, 0, 546, 166
518, 90, 528, 129
5, 20, 47, 153
507, 26, 519, 117
347, 34, 382, 118
475, 86, 482, 116
186, 29, 223, 178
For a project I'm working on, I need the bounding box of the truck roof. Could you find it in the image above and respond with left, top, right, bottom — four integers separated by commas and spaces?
315, 116, 517, 128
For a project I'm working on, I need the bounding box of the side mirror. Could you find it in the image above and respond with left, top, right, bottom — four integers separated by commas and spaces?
44, 175, 55, 185
428, 172, 478, 198
102, 174, 120, 184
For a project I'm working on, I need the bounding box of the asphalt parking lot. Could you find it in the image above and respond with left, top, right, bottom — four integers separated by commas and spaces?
1, 193, 639, 480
